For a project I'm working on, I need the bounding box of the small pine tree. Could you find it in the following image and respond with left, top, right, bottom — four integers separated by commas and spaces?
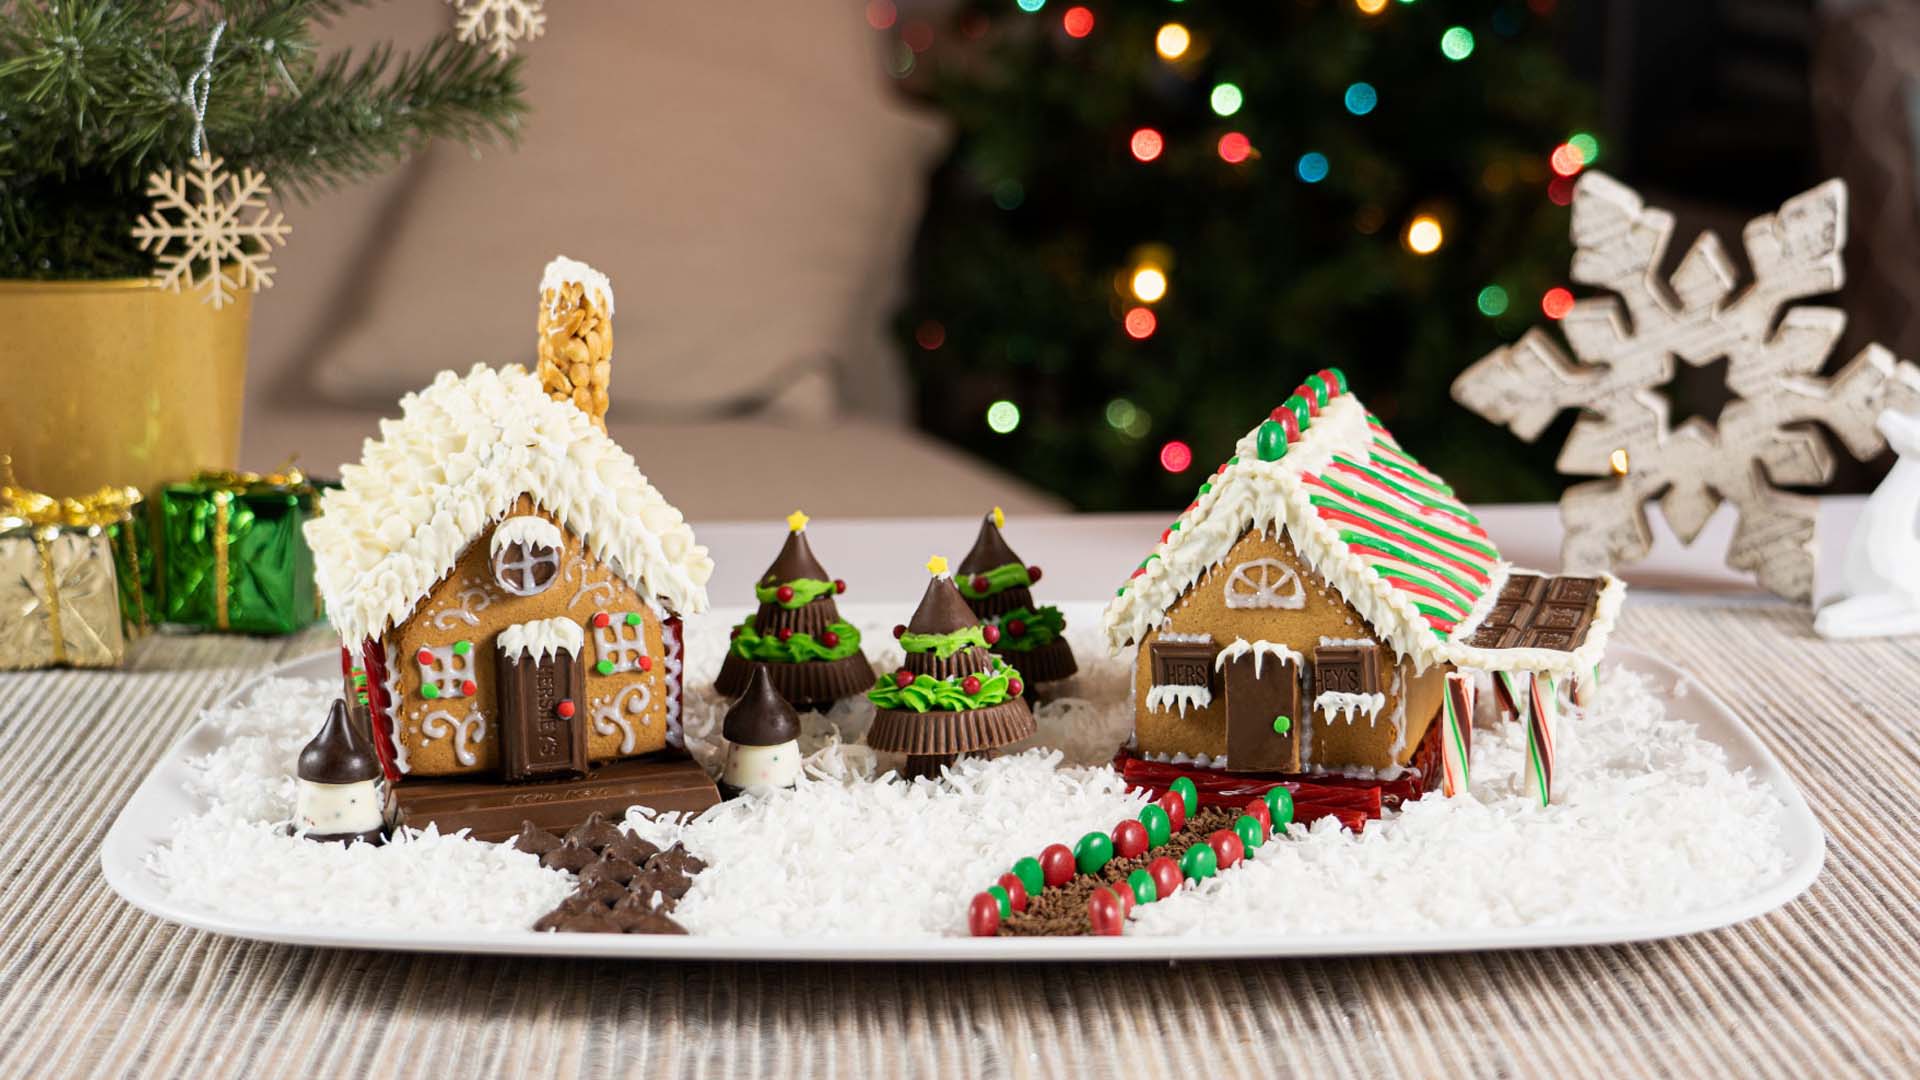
892, 0, 1598, 506
0, 0, 526, 279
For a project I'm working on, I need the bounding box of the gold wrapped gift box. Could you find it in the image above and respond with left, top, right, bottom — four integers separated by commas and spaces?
0, 477, 141, 670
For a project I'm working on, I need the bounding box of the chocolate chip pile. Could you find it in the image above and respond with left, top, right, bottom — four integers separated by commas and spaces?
513, 812, 706, 934
1001, 806, 1242, 936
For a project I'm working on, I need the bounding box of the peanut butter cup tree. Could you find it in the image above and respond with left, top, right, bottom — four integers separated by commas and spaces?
714, 511, 873, 709
957, 507, 1076, 692
866, 556, 1035, 779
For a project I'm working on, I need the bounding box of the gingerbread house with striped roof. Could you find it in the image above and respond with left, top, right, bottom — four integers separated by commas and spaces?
1103, 369, 1625, 783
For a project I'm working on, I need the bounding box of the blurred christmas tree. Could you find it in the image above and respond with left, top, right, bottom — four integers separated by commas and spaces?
888, 0, 1600, 507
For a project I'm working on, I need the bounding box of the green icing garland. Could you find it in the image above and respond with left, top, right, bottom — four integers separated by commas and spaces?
986, 605, 1065, 652
898, 624, 990, 659
867, 658, 1021, 713
956, 562, 1032, 600
729, 618, 863, 663
752, 577, 838, 608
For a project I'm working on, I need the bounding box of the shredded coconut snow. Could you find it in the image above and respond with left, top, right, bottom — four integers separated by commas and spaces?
146, 608, 1791, 939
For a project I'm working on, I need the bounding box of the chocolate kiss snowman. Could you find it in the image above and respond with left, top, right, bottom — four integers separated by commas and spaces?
295, 698, 387, 844
719, 666, 803, 798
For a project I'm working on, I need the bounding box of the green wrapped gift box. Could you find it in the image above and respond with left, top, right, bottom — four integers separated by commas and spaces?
158, 470, 332, 635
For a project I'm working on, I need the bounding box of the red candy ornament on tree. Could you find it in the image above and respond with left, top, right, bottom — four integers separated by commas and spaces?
1113, 818, 1149, 858
834, 578, 846, 594
894, 670, 914, 689
776, 585, 795, 603
821, 630, 840, 647
963, 675, 982, 695
971, 574, 991, 594
981, 623, 1001, 645
778, 627, 794, 642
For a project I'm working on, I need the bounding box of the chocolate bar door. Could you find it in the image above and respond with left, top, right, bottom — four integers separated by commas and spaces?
496, 642, 589, 782
1222, 652, 1301, 773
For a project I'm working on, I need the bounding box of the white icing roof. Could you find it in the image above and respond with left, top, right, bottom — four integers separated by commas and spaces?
308, 364, 712, 644
1101, 392, 1622, 677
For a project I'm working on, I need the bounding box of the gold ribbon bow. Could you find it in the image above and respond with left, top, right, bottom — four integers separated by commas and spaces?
0, 456, 142, 663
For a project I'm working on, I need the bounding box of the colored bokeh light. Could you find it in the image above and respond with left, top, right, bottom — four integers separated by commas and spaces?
986, 400, 1022, 434
1124, 306, 1158, 339
1550, 142, 1585, 177
1210, 83, 1244, 117
1569, 132, 1601, 164
1542, 287, 1575, 319
901, 19, 934, 51
915, 320, 946, 350
1344, 82, 1377, 115
1547, 176, 1574, 205
1155, 23, 1191, 60
1296, 152, 1329, 183
1130, 128, 1165, 162
1405, 215, 1444, 254
865, 0, 897, 31
1106, 398, 1139, 430
1017, 0, 1046, 12
1476, 285, 1509, 317
1217, 132, 1253, 164
1355, 0, 1389, 13
1159, 440, 1194, 473
992, 179, 1025, 210
887, 41, 915, 77
1440, 26, 1475, 60
1131, 267, 1169, 303
1063, 6, 1094, 37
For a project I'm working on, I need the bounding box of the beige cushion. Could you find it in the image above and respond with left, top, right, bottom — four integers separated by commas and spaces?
249, 0, 947, 420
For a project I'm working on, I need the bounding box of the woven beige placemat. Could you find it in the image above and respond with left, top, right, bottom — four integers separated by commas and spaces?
1, 604, 1915, 1079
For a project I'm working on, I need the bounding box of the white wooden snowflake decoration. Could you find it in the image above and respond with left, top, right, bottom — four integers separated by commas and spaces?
447, 0, 547, 59
130, 154, 290, 311
1454, 171, 1920, 603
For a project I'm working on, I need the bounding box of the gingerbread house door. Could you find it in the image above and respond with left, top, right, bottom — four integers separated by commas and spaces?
1222, 652, 1301, 773
496, 627, 589, 782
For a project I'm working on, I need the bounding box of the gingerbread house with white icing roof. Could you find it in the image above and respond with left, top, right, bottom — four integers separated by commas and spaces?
307, 273, 714, 792
1104, 368, 1625, 781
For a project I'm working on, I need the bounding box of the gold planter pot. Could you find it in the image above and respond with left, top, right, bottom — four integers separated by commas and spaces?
0, 279, 250, 497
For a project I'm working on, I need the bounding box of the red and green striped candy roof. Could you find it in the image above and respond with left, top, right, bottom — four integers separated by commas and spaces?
1118, 368, 1501, 639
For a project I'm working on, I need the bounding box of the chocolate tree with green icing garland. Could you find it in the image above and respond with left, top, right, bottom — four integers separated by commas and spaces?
957, 507, 1076, 691
866, 556, 1036, 780
714, 511, 874, 709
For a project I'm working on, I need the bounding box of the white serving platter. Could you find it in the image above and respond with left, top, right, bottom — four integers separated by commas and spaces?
100, 646, 1824, 961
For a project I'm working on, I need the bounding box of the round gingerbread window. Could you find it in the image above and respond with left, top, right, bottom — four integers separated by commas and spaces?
490, 515, 563, 597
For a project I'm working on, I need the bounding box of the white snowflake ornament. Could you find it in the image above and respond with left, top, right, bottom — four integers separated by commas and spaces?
1454, 171, 1920, 603
448, 0, 547, 59
131, 153, 290, 311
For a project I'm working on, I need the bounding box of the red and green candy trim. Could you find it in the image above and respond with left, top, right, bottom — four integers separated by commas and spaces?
968, 777, 1297, 936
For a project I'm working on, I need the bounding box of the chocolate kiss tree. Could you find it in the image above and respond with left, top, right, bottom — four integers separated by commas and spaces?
715, 511, 874, 709
866, 556, 1036, 779
957, 508, 1076, 692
